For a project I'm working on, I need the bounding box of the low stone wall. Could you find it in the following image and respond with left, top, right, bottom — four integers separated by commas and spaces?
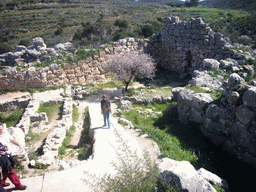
172, 74, 256, 167
0, 99, 29, 112
0, 38, 148, 92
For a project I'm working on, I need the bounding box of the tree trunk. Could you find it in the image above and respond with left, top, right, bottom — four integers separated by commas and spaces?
125, 81, 129, 92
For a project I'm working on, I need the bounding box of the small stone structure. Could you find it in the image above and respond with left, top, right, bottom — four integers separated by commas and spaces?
38, 97, 73, 166
147, 16, 255, 70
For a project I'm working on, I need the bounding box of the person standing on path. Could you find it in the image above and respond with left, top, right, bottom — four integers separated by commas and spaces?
0, 123, 27, 190
101, 95, 112, 128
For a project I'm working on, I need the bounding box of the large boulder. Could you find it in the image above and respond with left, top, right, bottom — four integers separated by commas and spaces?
228, 73, 245, 91
189, 70, 222, 90
202, 59, 220, 70
159, 158, 220, 192
243, 87, 256, 108
198, 168, 229, 189
118, 100, 132, 109
236, 104, 255, 125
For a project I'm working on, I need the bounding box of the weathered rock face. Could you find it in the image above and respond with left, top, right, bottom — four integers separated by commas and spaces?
172, 73, 256, 167
147, 16, 254, 71
159, 158, 228, 192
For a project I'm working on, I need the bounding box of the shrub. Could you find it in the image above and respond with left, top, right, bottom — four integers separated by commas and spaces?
19, 38, 32, 47
0, 43, 13, 54
238, 35, 252, 45
54, 27, 64, 36
75, 48, 96, 61
114, 19, 129, 28
142, 23, 154, 38
83, 129, 160, 192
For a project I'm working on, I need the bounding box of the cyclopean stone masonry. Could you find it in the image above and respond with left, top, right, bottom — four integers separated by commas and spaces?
0, 37, 148, 92
147, 16, 233, 70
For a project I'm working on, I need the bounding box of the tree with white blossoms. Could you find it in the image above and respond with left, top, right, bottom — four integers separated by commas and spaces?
102, 51, 156, 92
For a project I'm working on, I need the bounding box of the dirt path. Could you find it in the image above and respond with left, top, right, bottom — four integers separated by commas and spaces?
0, 89, 160, 164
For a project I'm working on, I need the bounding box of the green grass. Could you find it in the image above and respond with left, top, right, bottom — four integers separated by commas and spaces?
72, 104, 79, 122
122, 102, 198, 164
58, 125, 76, 157
37, 103, 63, 123
0, 108, 25, 127
120, 101, 228, 176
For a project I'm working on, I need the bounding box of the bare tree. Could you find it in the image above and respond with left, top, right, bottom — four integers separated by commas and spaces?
102, 51, 156, 92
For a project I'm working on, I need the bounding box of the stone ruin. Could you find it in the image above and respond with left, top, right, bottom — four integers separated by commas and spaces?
147, 16, 255, 71
0, 37, 148, 92
146, 16, 256, 167
0, 86, 85, 170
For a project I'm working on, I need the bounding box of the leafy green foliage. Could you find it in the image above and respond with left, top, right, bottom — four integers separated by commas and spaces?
114, 19, 129, 28
74, 48, 96, 61
19, 38, 32, 47
54, 27, 64, 36
0, 43, 12, 54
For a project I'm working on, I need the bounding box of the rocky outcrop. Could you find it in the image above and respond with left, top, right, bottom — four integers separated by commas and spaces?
0, 37, 69, 66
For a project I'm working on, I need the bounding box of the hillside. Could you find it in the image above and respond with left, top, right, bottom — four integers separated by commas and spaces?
0, 0, 256, 54
202, 0, 256, 10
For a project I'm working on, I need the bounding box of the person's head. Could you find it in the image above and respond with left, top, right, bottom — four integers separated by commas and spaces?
0, 123, 4, 135
102, 95, 108, 100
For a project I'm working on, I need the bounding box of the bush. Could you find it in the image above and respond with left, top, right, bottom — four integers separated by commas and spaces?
114, 19, 129, 28
142, 23, 154, 38
238, 35, 252, 45
83, 129, 160, 192
54, 27, 64, 36
75, 49, 96, 61
0, 43, 13, 54
19, 38, 32, 47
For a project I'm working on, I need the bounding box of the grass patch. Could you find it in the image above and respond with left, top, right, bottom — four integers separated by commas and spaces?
122, 102, 198, 164
58, 125, 76, 158
0, 108, 25, 127
72, 104, 79, 122
37, 103, 63, 123
120, 101, 228, 175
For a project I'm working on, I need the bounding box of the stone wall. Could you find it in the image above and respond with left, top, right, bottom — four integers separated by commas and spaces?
0, 37, 148, 92
172, 74, 256, 167
147, 16, 235, 70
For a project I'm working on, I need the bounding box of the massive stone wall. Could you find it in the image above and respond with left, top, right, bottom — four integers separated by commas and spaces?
0, 38, 148, 92
147, 16, 234, 70
172, 73, 256, 167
